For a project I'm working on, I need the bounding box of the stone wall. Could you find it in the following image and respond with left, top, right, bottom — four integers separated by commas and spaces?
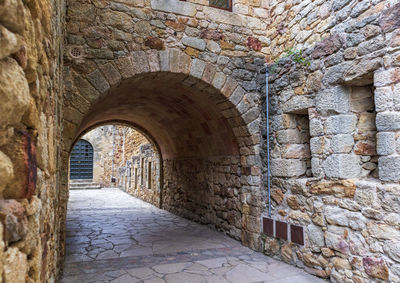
119, 143, 161, 207
0, 0, 65, 281
163, 156, 247, 241
80, 125, 150, 186
262, 2, 400, 282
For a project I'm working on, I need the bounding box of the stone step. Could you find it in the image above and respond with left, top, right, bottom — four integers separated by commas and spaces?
69, 180, 101, 190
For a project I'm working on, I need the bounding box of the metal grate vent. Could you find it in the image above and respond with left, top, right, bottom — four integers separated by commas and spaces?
69, 47, 83, 59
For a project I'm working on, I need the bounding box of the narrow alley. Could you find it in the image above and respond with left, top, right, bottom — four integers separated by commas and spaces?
61, 188, 324, 283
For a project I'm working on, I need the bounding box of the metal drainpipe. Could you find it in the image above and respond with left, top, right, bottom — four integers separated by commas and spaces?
111, 125, 116, 184
265, 66, 271, 217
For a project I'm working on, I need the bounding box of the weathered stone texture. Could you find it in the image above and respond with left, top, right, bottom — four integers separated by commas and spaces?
1, 0, 399, 282
0, 0, 64, 281
264, 1, 400, 282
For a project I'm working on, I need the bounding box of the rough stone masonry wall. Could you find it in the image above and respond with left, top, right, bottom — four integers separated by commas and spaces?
262, 1, 400, 283
63, 0, 267, 252
118, 142, 160, 207
0, 0, 65, 282
163, 156, 245, 240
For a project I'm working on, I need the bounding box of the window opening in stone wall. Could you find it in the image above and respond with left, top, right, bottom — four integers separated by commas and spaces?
128, 167, 131, 188
148, 161, 152, 189
141, 158, 144, 185
351, 85, 378, 178
135, 167, 138, 190
278, 114, 312, 177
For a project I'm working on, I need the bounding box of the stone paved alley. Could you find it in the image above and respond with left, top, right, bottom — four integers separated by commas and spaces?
61, 188, 324, 283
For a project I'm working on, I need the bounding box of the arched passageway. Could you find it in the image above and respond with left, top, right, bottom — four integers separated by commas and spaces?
60, 50, 264, 265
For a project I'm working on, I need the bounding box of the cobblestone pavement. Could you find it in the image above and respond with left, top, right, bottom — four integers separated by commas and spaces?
61, 188, 325, 283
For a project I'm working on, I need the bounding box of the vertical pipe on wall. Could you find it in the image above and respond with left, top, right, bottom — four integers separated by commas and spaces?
265, 66, 271, 217
111, 125, 116, 184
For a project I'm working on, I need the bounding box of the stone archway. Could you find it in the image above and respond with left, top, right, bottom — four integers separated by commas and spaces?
60, 49, 263, 262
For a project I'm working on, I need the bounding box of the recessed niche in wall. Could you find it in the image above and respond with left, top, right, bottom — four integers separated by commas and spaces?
280, 114, 312, 177
351, 85, 378, 178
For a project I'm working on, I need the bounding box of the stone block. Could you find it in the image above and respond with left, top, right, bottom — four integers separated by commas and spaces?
316, 86, 350, 115
132, 51, 150, 74
323, 154, 361, 179
325, 231, 349, 254
350, 86, 374, 113
311, 157, 324, 177
282, 144, 310, 159
384, 241, 400, 263
397, 137, 400, 154
344, 58, 381, 85
325, 114, 357, 134
87, 69, 110, 93
3, 247, 28, 282
0, 26, 20, 60
211, 72, 226, 90
229, 86, 245, 106
374, 86, 393, 112
277, 129, 302, 144
376, 132, 395, 155
357, 112, 376, 131
2, 131, 37, 199
309, 119, 323, 137
182, 36, 206, 51
115, 56, 135, 79
159, 50, 170, 72
201, 63, 216, 84
271, 159, 307, 177
310, 180, 356, 198
394, 84, 400, 111
355, 180, 378, 207
221, 77, 238, 98
169, 49, 191, 74
146, 50, 160, 72
98, 63, 121, 86
203, 6, 243, 26
363, 257, 389, 281
282, 95, 314, 114
0, 58, 30, 126
306, 224, 325, 252
190, 59, 205, 79
374, 68, 400, 87
0, 200, 27, 243
0, 0, 25, 33
379, 156, 400, 181
325, 206, 349, 226
0, 151, 13, 194
331, 134, 354, 153
151, 0, 197, 16
376, 112, 400, 131
100, 11, 133, 32
310, 137, 327, 155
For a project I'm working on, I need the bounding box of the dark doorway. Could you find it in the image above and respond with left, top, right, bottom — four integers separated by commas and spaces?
70, 139, 94, 179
